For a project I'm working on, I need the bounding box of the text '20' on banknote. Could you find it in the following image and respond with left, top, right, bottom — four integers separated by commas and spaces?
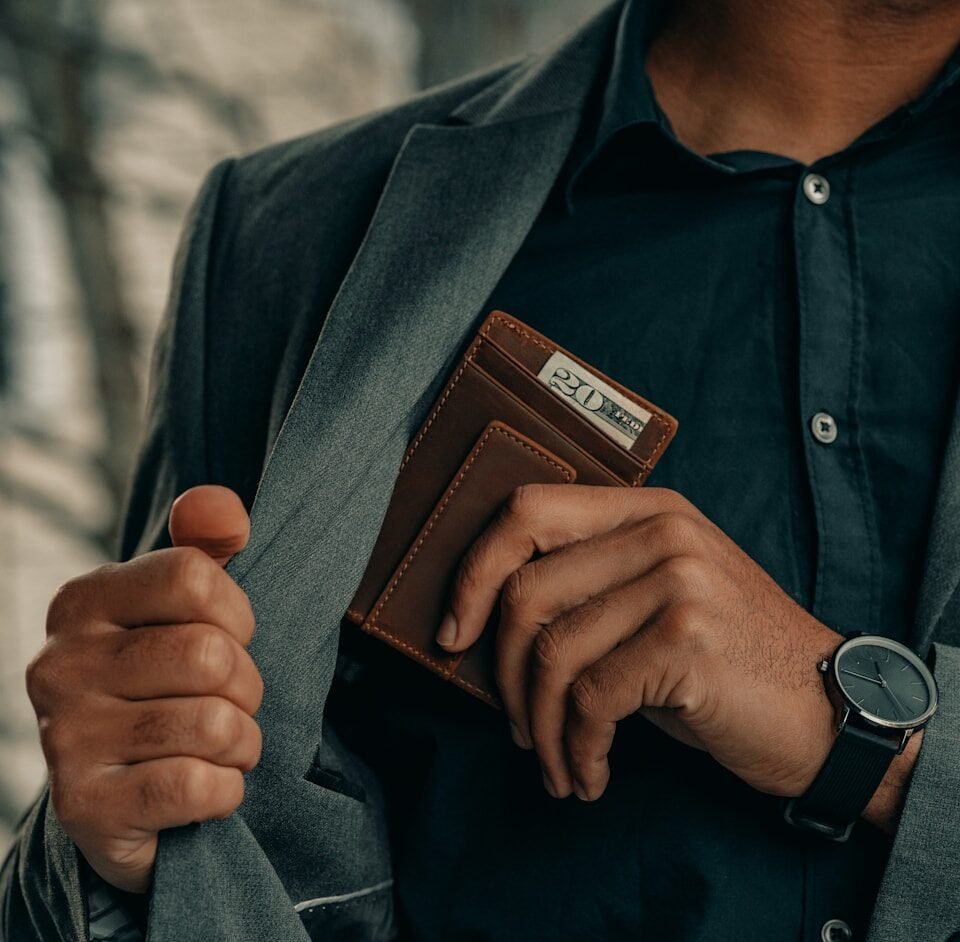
536, 351, 652, 450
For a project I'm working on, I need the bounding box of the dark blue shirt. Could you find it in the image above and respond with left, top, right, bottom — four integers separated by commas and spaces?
331, 2, 960, 939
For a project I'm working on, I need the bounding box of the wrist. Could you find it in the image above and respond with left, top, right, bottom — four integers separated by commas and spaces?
861, 728, 923, 834
784, 633, 936, 841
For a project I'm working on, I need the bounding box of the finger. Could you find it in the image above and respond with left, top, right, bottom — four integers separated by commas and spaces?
441, 485, 693, 652
168, 485, 250, 566
525, 569, 673, 794
50, 696, 261, 770
90, 756, 245, 836
99, 696, 263, 769
495, 525, 680, 745
71, 548, 255, 645
564, 610, 697, 800
103, 623, 263, 715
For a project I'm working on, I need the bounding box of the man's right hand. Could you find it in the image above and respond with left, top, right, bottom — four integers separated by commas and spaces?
25, 485, 263, 894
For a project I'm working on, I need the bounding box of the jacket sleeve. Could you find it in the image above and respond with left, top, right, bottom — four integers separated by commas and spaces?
867, 641, 960, 942
0, 158, 235, 942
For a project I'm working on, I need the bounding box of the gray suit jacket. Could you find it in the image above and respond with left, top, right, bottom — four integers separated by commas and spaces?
3, 2, 960, 939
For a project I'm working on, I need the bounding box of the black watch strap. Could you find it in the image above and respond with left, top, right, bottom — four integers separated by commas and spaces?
784, 724, 900, 841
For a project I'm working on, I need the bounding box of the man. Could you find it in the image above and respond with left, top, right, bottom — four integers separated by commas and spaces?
3, 0, 960, 939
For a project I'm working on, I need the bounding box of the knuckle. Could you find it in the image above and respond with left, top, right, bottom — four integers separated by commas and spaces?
195, 699, 240, 757
95, 836, 147, 872
646, 488, 690, 512
570, 673, 607, 721
45, 577, 90, 635
25, 644, 59, 704
39, 717, 75, 768
649, 511, 695, 542
26, 637, 87, 710
532, 625, 566, 675
170, 547, 218, 610
659, 601, 702, 646
240, 722, 263, 771
172, 758, 214, 812
643, 512, 701, 556
190, 625, 235, 690
236, 592, 256, 644
504, 483, 544, 521
50, 774, 91, 832
217, 768, 246, 817
250, 668, 266, 714
658, 555, 706, 593
501, 565, 538, 614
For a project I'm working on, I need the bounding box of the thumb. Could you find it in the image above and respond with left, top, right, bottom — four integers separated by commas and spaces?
168, 485, 250, 566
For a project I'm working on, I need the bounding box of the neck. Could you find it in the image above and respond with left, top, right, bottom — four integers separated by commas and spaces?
645, 0, 960, 164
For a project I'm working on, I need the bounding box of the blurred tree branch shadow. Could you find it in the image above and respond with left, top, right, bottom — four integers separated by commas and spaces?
0, 0, 268, 555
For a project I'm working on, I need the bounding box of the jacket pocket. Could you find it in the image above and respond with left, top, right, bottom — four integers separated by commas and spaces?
302, 720, 374, 804
296, 879, 396, 942
304, 755, 367, 803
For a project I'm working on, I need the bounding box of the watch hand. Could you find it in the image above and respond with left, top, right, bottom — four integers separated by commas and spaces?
882, 680, 908, 718
873, 661, 909, 718
840, 668, 883, 685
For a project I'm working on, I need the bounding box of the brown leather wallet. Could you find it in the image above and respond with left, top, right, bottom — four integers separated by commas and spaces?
344, 310, 678, 707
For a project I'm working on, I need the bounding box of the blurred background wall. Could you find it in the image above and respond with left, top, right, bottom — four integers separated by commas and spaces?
0, 0, 607, 856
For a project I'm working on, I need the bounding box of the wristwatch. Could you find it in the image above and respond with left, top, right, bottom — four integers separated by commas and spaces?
784, 633, 938, 841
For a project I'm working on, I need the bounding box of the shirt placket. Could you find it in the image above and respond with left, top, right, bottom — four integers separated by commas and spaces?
793, 161, 880, 942
794, 162, 879, 630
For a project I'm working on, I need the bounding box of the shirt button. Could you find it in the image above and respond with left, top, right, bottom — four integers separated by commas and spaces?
821, 919, 853, 942
811, 411, 838, 444
803, 172, 831, 205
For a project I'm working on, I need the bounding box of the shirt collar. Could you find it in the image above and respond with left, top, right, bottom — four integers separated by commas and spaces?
563, 0, 960, 212
563, 0, 670, 211
907, 47, 960, 118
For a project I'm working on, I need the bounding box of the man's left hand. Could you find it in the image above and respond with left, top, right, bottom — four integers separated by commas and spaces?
436, 484, 845, 802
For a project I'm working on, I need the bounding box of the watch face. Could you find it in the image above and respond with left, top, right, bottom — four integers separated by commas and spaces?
833, 636, 938, 729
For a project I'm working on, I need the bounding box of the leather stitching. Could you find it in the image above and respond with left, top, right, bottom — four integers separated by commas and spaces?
365, 423, 571, 702
484, 313, 672, 470
396, 316, 670, 487
397, 335, 484, 473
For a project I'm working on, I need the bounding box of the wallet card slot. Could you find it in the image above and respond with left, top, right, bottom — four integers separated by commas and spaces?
463, 360, 627, 487
362, 421, 575, 707
481, 311, 676, 468
472, 338, 651, 485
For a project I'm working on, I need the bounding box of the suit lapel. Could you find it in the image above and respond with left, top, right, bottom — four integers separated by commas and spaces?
912, 394, 960, 652
231, 114, 581, 583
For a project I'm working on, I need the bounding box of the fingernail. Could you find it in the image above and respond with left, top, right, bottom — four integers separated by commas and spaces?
509, 721, 532, 750
436, 612, 458, 648
573, 780, 589, 801
542, 770, 559, 798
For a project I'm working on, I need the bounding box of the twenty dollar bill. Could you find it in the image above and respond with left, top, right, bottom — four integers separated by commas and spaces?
536, 351, 651, 450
